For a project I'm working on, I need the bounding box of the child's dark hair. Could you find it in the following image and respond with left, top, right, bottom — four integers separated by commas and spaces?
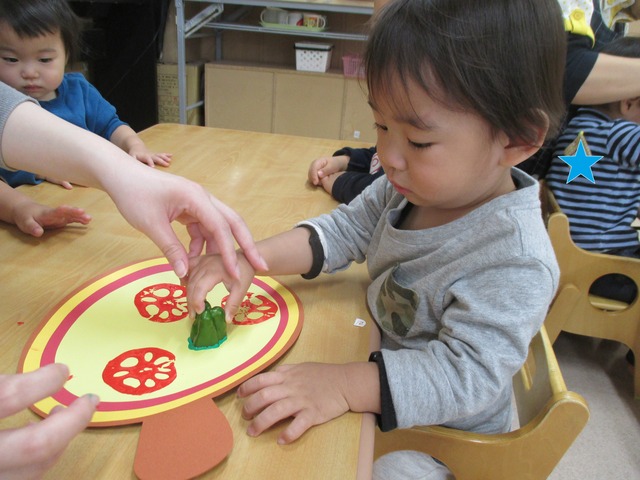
0, 0, 83, 64
365, 0, 566, 146
599, 35, 640, 59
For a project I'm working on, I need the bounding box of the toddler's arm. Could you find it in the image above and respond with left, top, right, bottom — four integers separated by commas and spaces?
187, 226, 315, 318
110, 125, 172, 167
0, 182, 91, 236
187, 223, 381, 444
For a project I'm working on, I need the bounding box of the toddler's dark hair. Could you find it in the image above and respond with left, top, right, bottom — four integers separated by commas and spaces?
365, 0, 566, 146
599, 35, 640, 59
0, 0, 83, 64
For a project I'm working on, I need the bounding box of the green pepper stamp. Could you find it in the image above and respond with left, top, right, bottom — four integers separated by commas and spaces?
188, 301, 228, 350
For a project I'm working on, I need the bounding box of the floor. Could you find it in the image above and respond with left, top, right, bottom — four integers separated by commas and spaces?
548, 333, 640, 479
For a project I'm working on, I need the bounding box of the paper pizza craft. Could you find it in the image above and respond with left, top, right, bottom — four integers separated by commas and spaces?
18, 257, 303, 480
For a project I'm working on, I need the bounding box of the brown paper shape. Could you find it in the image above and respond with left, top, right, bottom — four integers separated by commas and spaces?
134, 396, 233, 479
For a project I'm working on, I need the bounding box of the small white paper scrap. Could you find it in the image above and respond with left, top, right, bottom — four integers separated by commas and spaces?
354, 318, 366, 327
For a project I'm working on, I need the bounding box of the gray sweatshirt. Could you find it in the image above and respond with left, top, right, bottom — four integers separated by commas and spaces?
301, 168, 559, 435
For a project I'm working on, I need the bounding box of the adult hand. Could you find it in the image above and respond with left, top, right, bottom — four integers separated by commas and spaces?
0, 364, 98, 480
102, 162, 268, 281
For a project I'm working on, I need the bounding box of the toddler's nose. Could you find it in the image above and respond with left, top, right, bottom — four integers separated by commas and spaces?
21, 65, 39, 79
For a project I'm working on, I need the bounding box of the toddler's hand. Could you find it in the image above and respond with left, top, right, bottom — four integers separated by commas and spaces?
307, 155, 349, 186
186, 253, 255, 322
319, 171, 345, 196
129, 146, 172, 168
14, 202, 91, 237
237, 363, 351, 445
41, 177, 73, 189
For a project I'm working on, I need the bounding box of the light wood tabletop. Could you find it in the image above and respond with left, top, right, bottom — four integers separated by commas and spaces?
0, 124, 377, 479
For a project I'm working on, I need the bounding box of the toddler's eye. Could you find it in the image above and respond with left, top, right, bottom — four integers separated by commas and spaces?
1, 57, 18, 63
374, 122, 388, 132
409, 141, 433, 149
39, 58, 53, 64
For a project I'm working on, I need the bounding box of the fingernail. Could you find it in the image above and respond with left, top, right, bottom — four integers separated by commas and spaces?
84, 393, 100, 406
175, 260, 187, 278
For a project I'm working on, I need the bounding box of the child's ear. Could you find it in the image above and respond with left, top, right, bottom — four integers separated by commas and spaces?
500, 113, 549, 167
620, 97, 640, 115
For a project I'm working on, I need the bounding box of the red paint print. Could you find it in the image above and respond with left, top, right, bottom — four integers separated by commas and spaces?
134, 283, 187, 323
102, 347, 177, 395
222, 292, 278, 325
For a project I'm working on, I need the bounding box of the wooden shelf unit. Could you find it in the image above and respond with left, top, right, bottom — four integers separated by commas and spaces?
174, 0, 374, 139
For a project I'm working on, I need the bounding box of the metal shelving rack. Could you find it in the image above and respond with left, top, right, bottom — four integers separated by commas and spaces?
175, 0, 374, 123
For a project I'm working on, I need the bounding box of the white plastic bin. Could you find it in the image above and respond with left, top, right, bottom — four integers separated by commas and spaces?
295, 42, 333, 72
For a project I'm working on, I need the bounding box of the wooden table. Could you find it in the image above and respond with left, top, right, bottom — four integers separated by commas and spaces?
0, 124, 376, 479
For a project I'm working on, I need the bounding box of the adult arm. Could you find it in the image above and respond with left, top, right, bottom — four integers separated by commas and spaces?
572, 52, 640, 105
1, 100, 266, 280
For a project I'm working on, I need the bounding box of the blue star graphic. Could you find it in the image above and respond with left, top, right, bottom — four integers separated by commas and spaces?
558, 140, 603, 184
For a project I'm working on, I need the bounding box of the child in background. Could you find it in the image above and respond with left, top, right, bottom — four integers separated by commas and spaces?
186, 0, 566, 477
0, 180, 91, 236
0, 0, 172, 188
307, 146, 384, 203
546, 35, 640, 304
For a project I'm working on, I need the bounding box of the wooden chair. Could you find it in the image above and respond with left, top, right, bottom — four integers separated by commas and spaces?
540, 181, 640, 398
374, 326, 589, 480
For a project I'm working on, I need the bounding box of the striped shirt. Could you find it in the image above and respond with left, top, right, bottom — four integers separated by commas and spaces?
546, 107, 640, 252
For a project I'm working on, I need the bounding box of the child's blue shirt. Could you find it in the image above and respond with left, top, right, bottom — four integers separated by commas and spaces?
0, 73, 127, 187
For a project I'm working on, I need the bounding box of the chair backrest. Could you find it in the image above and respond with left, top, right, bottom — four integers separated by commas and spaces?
540, 181, 640, 399
512, 324, 576, 426
374, 326, 589, 480
540, 181, 640, 348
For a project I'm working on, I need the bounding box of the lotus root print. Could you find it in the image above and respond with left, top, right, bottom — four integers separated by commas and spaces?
134, 283, 188, 323
102, 347, 177, 395
221, 292, 278, 325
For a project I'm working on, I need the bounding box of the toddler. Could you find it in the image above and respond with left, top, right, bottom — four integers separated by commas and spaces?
187, 0, 566, 478
546, 35, 640, 304
0, 0, 172, 188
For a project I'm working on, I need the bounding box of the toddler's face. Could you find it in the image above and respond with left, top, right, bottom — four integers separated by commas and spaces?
371, 77, 517, 225
0, 22, 66, 101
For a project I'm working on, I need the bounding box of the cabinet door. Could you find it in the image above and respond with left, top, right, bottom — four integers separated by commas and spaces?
273, 73, 343, 139
205, 65, 273, 133
341, 78, 376, 143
